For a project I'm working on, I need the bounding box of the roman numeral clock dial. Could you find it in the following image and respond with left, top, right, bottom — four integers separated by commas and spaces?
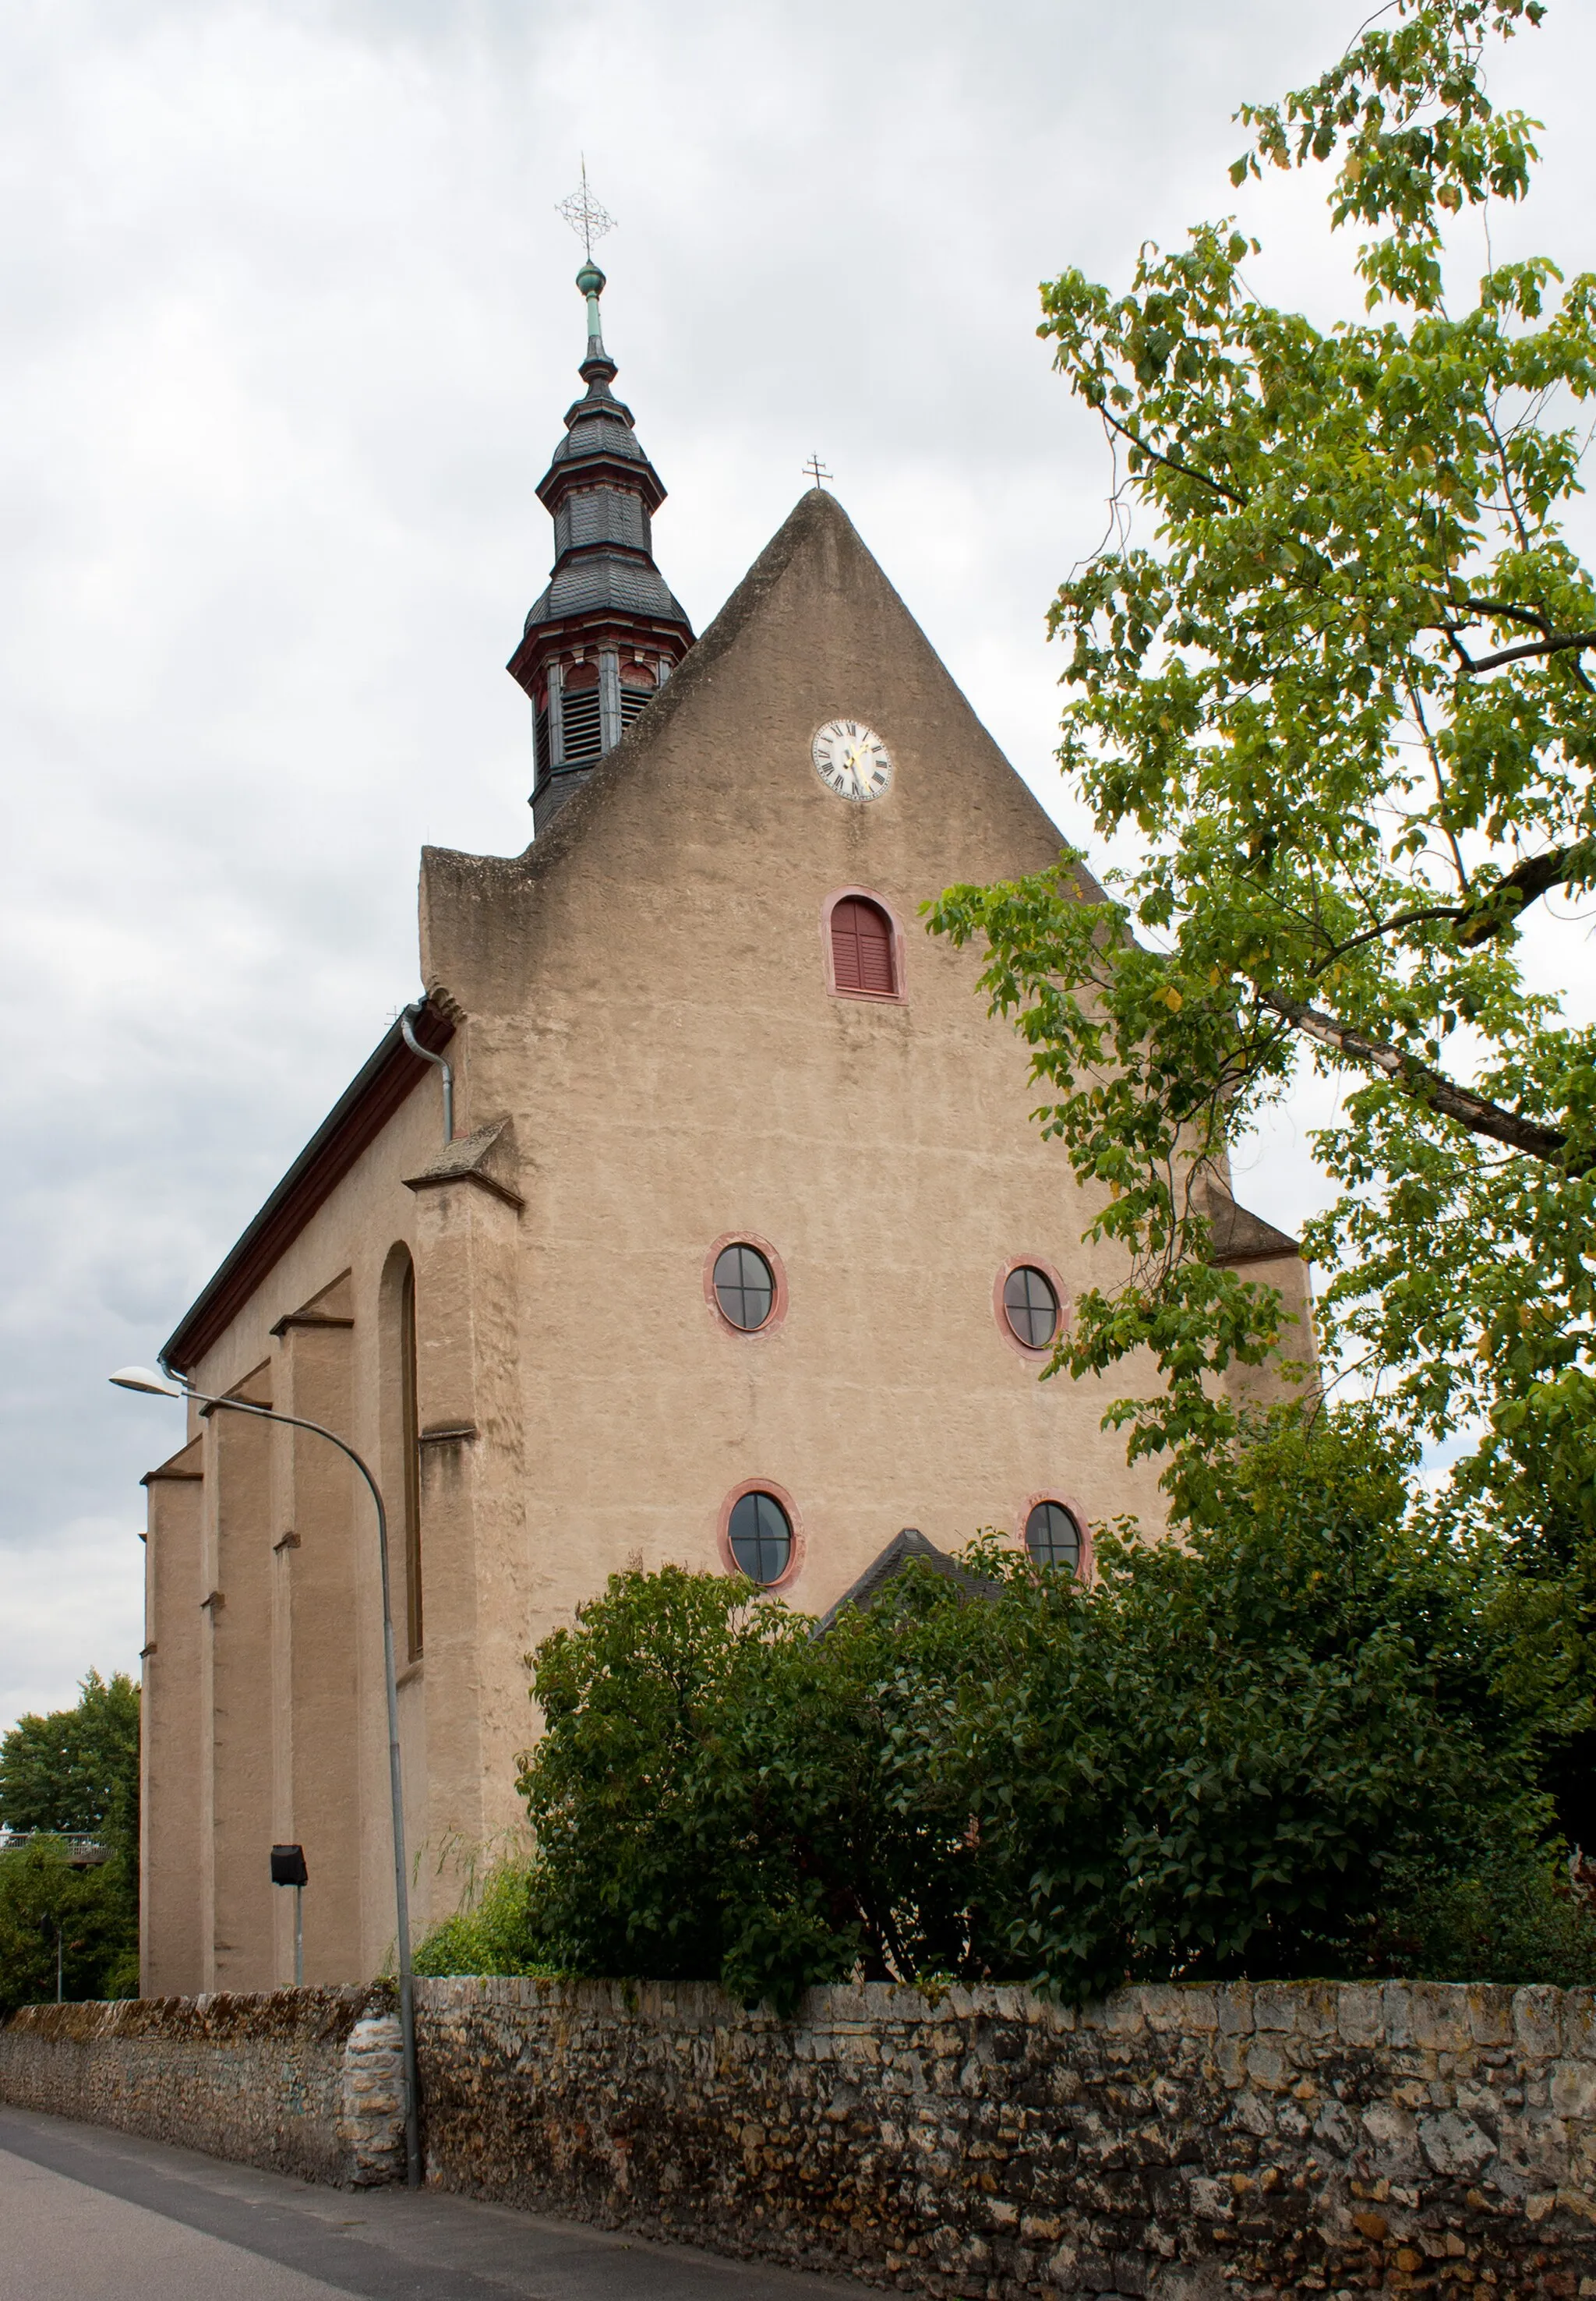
812, 719, 893, 803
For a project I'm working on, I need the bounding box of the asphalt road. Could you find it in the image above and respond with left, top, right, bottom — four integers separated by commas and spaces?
0, 2108, 874, 2301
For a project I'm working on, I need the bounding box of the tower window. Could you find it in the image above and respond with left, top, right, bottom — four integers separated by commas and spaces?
728, 1490, 792, 1585
1002, 1266, 1059, 1351
830, 896, 896, 996
619, 684, 655, 733
713, 1244, 775, 1331
1025, 1500, 1082, 1574
534, 702, 551, 783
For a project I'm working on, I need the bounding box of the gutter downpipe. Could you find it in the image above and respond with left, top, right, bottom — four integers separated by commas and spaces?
401, 1004, 454, 1144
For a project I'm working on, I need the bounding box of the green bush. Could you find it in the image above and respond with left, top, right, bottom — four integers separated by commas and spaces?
506, 1410, 1593, 2010
1377, 1827, 1596, 1992
411, 1854, 558, 1979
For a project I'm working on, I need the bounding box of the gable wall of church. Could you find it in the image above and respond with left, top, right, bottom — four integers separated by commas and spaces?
418, 497, 1178, 1805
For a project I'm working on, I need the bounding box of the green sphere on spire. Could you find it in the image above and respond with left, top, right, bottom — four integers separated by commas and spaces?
575, 260, 606, 299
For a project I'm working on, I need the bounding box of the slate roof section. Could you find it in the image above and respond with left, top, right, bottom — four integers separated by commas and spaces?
524, 556, 688, 631
546, 397, 653, 473
812, 1527, 1005, 1636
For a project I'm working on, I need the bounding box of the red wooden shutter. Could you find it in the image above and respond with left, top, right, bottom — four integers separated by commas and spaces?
831, 899, 895, 995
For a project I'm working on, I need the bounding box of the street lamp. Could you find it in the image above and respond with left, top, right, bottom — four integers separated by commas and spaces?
111, 1365, 422, 2190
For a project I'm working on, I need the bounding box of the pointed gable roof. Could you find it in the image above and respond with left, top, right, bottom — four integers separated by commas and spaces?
425, 485, 1099, 929
813, 1527, 1004, 1636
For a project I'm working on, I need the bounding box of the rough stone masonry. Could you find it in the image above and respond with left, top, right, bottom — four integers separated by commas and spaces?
416, 1975, 1596, 2298
2, 1976, 1594, 2296
0, 1986, 404, 2186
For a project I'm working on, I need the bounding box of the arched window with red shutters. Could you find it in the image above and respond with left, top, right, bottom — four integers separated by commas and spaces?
828, 896, 898, 998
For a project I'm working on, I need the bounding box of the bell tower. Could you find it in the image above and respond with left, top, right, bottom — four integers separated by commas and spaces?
508, 253, 694, 837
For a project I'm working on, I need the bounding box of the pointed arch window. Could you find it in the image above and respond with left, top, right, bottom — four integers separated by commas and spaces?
828, 895, 899, 999
397, 1255, 422, 1661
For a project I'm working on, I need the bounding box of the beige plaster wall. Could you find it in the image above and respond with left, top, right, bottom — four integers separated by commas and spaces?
160, 1079, 449, 1992
1223, 1250, 1316, 1411
276, 1303, 365, 1984
415, 490, 1221, 1832
140, 1440, 205, 1998
143, 492, 1308, 1992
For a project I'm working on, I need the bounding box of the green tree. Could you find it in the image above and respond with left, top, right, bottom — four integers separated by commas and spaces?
0, 1836, 139, 2012
0, 1670, 141, 1841
927, 1, 1596, 1539
0, 1670, 141, 2006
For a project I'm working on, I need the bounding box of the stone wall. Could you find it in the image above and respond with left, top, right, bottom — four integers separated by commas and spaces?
416, 1976, 1596, 2300
0, 1986, 403, 2186
3, 1976, 1594, 2295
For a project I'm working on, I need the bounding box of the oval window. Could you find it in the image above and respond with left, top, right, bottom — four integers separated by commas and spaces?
1025, 1501, 1082, 1574
713, 1243, 775, 1331
1003, 1265, 1059, 1350
728, 1490, 792, 1584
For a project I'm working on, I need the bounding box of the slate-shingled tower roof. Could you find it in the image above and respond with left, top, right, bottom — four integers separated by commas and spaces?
507, 260, 694, 836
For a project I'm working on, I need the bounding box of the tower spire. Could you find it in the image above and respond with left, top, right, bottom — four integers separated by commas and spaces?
509, 177, 693, 837
578, 258, 607, 360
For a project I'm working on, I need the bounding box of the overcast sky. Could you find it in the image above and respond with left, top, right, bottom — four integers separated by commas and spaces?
3, 0, 1592, 1734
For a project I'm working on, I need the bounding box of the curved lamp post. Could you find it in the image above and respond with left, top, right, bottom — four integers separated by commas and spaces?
111, 1366, 421, 2190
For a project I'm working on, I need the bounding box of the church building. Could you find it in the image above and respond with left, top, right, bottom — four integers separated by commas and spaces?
136, 263, 1306, 1996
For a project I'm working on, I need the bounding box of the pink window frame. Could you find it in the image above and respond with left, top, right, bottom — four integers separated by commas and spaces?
821, 888, 908, 1005
716, 1477, 805, 1592
993, 1256, 1070, 1361
704, 1233, 790, 1338
1018, 1492, 1094, 1582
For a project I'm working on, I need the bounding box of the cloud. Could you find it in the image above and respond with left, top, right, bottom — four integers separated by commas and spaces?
3, 0, 1593, 1724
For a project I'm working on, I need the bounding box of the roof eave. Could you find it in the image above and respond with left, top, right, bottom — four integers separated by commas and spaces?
161, 1002, 456, 1375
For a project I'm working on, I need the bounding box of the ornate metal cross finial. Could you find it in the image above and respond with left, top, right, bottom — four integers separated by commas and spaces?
556, 157, 616, 262
803, 453, 833, 488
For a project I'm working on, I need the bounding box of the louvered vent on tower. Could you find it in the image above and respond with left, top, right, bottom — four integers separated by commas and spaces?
560, 686, 603, 765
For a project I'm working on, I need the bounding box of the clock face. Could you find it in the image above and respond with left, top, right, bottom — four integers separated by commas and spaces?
812, 719, 892, 804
